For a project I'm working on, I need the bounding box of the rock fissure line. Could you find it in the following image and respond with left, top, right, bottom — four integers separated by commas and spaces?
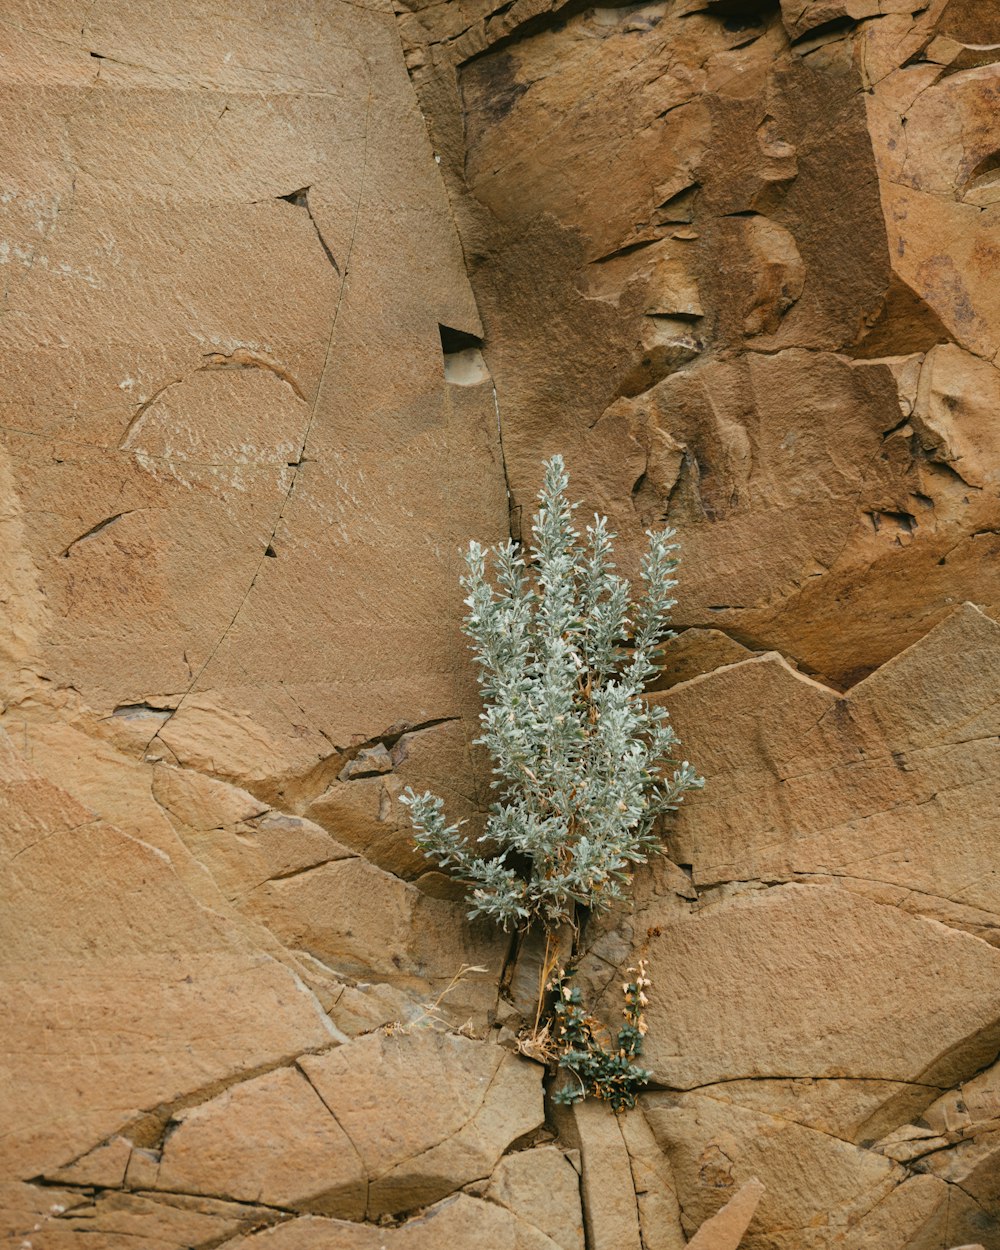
140, 71, 375, 757
59, 511, 135, 557
102, 1043, 345, 1156
276, 187, 341, 276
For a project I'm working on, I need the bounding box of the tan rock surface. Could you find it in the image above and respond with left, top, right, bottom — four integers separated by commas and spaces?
244, 853, 504, 1013
648, 628, 756, 692
484, 1146, 586, 1250
643, 1091, 901, 1247
151, 764, 269, 830
780, 1, 903, 42
12, 1189, 281, 1249
154, 1066, 367, 1216
0, 0, 507, 764
0, 726, 339, 1180
0, 1182, 92, 1246
872, 1056, 1000, 1216
2, 0, 999, 1247
834, 1174, 994, 1250
659, 604, 1000, 936
672, 1077, 933, 1148
49, 1136, 133, 1190
579, 603, 1000, 1244
686, 1178, 765, 1250
402, 0, 1000, 687
220, 1193, 564, 1248
550, 1097, 643, 1250
619, 1109, 687, 1250
638, 882, 1000, 1091
299, 1030, 545, 1217
0, 4, 515, 1207
303, 718, 488, 879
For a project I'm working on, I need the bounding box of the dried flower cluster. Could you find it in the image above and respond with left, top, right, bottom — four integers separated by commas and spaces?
549, 960, 653, 1111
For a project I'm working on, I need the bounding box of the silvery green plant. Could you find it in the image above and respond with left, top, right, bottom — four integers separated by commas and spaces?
401, 455, 703, 932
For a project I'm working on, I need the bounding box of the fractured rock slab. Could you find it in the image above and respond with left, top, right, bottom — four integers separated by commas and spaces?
219, 1192, 565, 1249
687, 1178, 764, 1250
550, 1096, 643, 1250
0, 726, 338, 1180
0, 0, 508, 773
402, 0, 1000, 687
485, 1146, 586, 1250
640, 883, 1000, 1091
155, 1066, 366, 1216
643, 1091, 900, 1247
658, 605, 1000, 937
299, 1030, 545, 1218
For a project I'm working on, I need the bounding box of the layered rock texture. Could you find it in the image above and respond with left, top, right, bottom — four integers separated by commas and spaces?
1, 0, 998, 1247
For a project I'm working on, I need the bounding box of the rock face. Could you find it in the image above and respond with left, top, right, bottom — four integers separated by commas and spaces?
400, 0, 1000, 689
1, 1, 998, 1248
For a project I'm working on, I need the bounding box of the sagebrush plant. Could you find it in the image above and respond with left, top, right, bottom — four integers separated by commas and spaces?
401, 455, 702, 1105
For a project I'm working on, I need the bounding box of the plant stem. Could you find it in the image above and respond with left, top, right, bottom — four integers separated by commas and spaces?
533, 928, 562, 1038
533, 930, 551, 1037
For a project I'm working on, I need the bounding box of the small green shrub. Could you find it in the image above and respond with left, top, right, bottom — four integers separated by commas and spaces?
550, 960, 652, 1111
402, 455, 702, 1106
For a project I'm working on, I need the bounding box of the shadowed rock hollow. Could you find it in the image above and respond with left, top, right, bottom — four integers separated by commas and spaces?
1, 1, 998, 1247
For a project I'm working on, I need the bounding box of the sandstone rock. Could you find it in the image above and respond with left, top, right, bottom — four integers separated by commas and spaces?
321, 976, 432, 1038
485, 1146, 585, 1250
304, 773, 412, 874
873, 1056, 1000, 1221
154, 697, 336, 798
648, 629, 755, 692
49, 1135, 133, 1188
338, 743, 393, 780
244, 853, 504, 1019
834, 1174, 995, 1250
922, 1056, 1000, 1136
779, 0, 887, 42
298, 1030, 544, 1217
618, 1109, 687, 1250
151, 764, 269, 829
400, 0, 1000, 690
686, 1178, 764, 1250
0, 1181, 91, 1245
124, 1147, 161, 1190
154, 1066, 366, 1216
550, 1097, 642, 1250
0, 0, 508, 774
0, 704, 358, 1015
607, 598, 1000, 1248
219, 1193, 564, 1249
739, 217, 805, 336
0, 726, 338, 1179
169, 801, 356, 910
911, 344, 1000, 489
638, 883, 1000, 1091
865, 43, 1000, 358
0, 714, 217, 896
19, 1189, 281, 1248
874, 1124, 953, 1164
659, 606, 1000, 935
304, 718, 486, 880
237, 812, 356, 890
3, 1, 1000, 1248
671, 1077, 933, 1148
643, 1091, 900, 1246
